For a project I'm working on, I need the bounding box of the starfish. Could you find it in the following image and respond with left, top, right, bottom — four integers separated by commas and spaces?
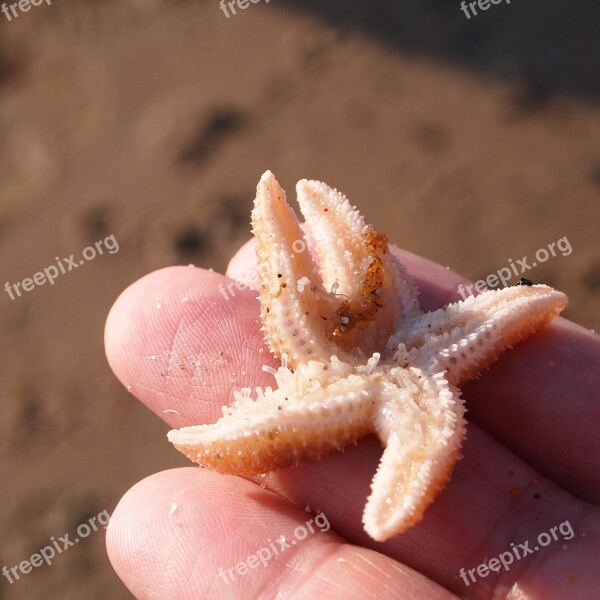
168, 171, 568, 542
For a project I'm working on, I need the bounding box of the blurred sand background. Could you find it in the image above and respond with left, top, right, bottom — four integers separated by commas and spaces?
0, 0, 599, 598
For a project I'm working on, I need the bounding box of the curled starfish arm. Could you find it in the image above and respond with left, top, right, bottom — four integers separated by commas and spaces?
296, 179, 421, 324
252, 171, 337, 367
297, 178, 422, 347
254, 171, 421, 368
397, 285, 568, 385
364, 372, 465, 542
295, 178, 370, 297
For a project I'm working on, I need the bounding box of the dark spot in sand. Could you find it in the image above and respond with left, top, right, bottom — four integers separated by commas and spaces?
583, 264, 600, 292
83, 205, 111, 238
21, 387, 42, 435
414, 123, 449, 152
0, 43, 22, 85
511, 81, 554, 114
218, 196, 249, 231
589, 164, 600, 189
173, 226, 209, 257
178, 108, 247, 165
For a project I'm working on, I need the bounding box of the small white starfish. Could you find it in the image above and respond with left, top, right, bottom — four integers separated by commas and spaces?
168, 171, 568, 542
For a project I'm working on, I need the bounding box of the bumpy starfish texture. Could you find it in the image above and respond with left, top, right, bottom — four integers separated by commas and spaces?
168, 171, 568, 542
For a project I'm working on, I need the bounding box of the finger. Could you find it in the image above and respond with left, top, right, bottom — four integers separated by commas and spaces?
261, 424, 600, 599
227, 240, 600, 504
464, 319, 600, 505
106, 468, 459, 600
104, 265, 276, 426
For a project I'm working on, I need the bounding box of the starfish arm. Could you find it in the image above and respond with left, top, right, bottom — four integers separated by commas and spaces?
295, 178, 369, 296
168, 372, 376, 475
363, 371, 465, 542
296, 179, 420, 320
397, 284, 568, 385
296, 179, 421, 354
252, 171, 337, 366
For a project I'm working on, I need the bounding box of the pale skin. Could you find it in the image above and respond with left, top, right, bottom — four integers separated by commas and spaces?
105, 240, 600, 599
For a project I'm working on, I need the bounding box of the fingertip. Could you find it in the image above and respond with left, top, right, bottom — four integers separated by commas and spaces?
104, 266, 207, 386
106, 468, 233, 600
107, 469, 456, 600
226, 238, 259, 290
104, 265, 272, 424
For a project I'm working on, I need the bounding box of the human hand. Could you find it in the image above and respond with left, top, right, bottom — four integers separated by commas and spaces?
104, 240, 600, 599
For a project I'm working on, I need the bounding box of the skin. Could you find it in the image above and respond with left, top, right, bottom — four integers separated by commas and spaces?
104, 240, 600, 600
